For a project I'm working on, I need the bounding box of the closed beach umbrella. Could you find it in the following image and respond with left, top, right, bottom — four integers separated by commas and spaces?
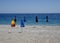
20, 19, 25, 27
11, 19, 15, 27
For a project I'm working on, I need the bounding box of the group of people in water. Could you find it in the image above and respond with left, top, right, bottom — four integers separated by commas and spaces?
11, 16, 25, 27
11, 16, 48, 27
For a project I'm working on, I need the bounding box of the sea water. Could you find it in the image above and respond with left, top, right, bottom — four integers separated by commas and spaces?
0, 13, 60, 26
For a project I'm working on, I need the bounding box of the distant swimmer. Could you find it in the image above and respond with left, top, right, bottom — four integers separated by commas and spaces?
11, 19, 15, 27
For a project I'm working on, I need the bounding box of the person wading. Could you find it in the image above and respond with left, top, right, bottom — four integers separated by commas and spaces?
46, 16, 48, 22
24, 16, 26, 22
36, 16, 38, 22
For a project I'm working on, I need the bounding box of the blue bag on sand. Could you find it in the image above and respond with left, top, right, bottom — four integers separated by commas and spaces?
21, 19, 25, 27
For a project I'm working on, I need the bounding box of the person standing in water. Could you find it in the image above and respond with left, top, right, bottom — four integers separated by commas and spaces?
14, 16, 16, 22
46, 16, 48, 22
24, 16, 26, 22
36, 16, 38, 22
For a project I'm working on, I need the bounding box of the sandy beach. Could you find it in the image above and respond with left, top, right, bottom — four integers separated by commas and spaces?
0, 25, 60, 43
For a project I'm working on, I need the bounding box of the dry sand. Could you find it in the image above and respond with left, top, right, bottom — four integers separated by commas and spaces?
0, 25, 60, 43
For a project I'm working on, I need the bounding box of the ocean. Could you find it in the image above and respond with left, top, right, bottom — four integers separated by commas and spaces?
0, 13, 60, 26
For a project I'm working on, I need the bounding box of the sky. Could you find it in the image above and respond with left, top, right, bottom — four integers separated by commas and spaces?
0, 0, 60, 13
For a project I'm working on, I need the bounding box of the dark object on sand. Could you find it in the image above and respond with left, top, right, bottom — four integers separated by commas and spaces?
46, 16, 48, 22
21, 19, 25, 27
36, 16, 38, 22
24, 16, 26, 22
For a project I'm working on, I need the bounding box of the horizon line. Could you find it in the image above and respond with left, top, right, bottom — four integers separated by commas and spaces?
0, 12, 60, 14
